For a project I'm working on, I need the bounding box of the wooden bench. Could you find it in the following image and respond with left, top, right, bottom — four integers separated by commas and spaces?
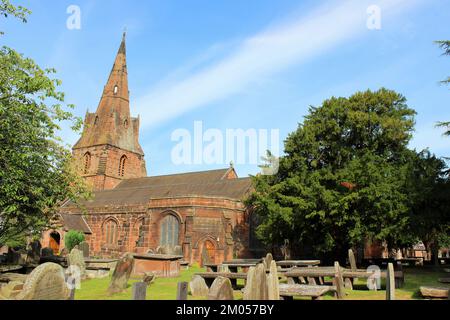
195, 272, 247, 289
279, 284, 336, 300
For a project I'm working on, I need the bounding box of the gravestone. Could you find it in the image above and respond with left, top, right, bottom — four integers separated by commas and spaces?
243, 263, 267, 300
266, 260, 280, 300
189, 275, 209, 297
207, 276, 234, 300
263, 253, 273, 270
0, 281, 24, 299
41, 247, 54, 257
78, 242, 90, 258
386, 263, 395, 300
334, 261, 345, 299
67, 248, 86, 279
218, 265, 230, 273
132, 282, 147, 300
27, 240, 41, 265
108, 253, 135, 295
177, 282, 188, 300
15, 262, 70, 300
420, 286, 449, 299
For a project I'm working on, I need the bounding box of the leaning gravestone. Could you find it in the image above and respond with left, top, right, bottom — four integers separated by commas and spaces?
108, 253, 135, 295
266, 260, 280, 300
78, 242, 90, 258
243, 263, 267, 300
207, 276, 234, 300
15, 262, 70, 300
189, 275, 209, 297
67, 248, 86, 279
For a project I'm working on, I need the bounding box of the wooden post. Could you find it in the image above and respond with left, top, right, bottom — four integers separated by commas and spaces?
132, 282, 147, 300
177, 281, 188, 300
386, 263, 395, 300
334, 261, 345, 299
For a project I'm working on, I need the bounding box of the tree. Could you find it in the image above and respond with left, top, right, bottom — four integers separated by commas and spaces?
405, 150, 450, 265
435, 40, 450, 135
0, 1, 90, 246
64, 230, 86, 252
246, 88, 416, 262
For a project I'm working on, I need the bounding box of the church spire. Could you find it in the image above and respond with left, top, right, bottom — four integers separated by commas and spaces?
95, 32, 130, 119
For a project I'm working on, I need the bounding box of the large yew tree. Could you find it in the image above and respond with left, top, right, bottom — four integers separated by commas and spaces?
247, 88, 419, 262
0, 1, 89, 246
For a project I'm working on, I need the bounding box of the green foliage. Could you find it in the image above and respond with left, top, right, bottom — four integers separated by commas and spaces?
64, 230, 85, 252
0, 1, 91, 246
435, 40, 450, 135
247, 88, 418, 259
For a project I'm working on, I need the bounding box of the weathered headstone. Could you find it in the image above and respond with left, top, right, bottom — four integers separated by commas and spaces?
41, 247, 54, 257
67, 248, 86, 279
263, 253, 273, 270
207, 276, 234, 300
15, 262, 70, 300
334, 261, 345, 300
0, 281, 24, 299
107, 253, 134, 295
386, 262, 395, 300
132, 282, 147, 300
27, 240, 41, 264
189, 275, 209, 297
142, 272, 155, 285
243, 263, 267, 300
266, 260, 279, 300
78, 242, 90, 258
177, 281, 188, 300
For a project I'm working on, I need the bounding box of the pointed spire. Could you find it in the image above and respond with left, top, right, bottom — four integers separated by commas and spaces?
118, 30, 126, 54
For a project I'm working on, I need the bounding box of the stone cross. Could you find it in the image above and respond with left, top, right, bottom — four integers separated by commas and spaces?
177, 281, 188, 300
386, 262, 395, 300
207, 276, 234, 300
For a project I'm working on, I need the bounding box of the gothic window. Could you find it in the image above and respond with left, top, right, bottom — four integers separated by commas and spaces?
136, 220, 145, 247
104, 219, 118, 245
114, 85, 118, 95
83, 152, 91, 174
160, 214, 179, 247
94, 116, 99, 125
124, 119, 128, 128
118, 155, 127, 177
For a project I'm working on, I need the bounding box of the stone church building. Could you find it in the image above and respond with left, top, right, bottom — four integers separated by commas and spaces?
41, 34, 255, 265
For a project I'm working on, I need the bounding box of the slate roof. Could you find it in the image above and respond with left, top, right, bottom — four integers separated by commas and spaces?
60, 213, 92, 234
64, 168, 253, 208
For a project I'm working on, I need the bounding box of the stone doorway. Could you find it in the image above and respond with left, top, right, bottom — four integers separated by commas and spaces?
201, 240, 216, 266
49, 231, 60, 255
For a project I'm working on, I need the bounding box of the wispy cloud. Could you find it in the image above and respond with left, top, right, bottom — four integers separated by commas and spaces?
135, 0, 422, 130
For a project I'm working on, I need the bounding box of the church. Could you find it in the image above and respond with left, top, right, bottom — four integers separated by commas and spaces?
41, 34, 256, 265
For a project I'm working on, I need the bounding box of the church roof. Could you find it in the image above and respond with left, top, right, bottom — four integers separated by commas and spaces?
59, 213, 92, 234
64, 168, 253, 208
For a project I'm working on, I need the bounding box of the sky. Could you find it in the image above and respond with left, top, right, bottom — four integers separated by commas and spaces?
1, 0, 449, 177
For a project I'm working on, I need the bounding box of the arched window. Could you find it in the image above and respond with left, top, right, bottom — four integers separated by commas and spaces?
94, 116, 99, 125
83, 152, 91, 174
114, 85, 118, 95
160, 214, 179, 247
104, 219, 118, 245
124, 119, 128, 128
118, 155, 127, 177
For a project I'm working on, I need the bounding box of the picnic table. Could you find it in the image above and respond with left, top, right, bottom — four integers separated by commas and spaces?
195, 272, 247, 289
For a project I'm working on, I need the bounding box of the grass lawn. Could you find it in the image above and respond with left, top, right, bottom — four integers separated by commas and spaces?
75, 265, 449, 300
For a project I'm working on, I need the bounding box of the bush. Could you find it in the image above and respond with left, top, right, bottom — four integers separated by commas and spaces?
64, 230, 85, 252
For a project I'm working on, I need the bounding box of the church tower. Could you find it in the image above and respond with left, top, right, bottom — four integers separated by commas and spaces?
73, 33, 147, 191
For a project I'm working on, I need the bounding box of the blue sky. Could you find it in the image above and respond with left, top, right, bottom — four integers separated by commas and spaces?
2, 0, 449, 177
